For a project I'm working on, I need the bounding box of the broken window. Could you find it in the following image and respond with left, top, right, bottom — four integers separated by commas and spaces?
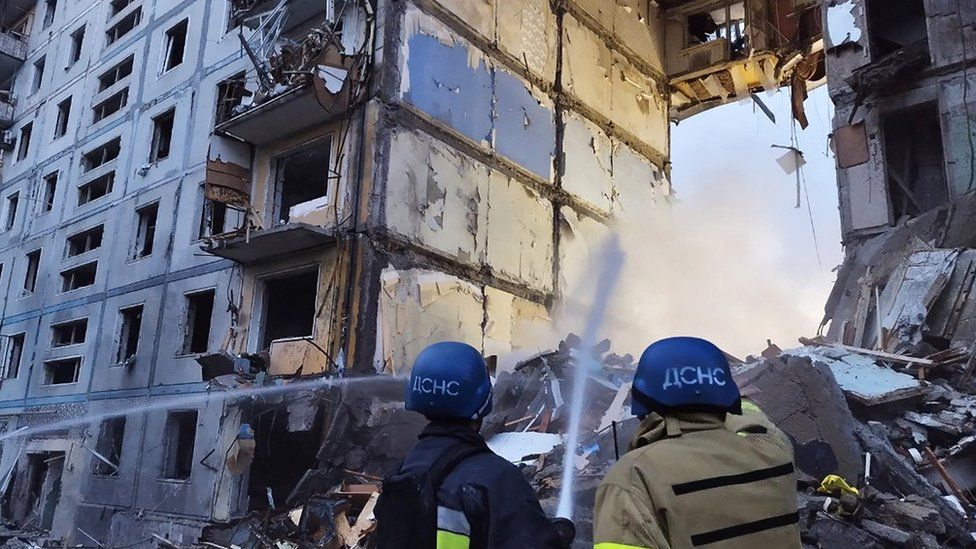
54, 96, 71, 138
68, 26, 85, 65
274, 139, 331, 223
161, 19, 188, 73
15, 452, 65, 530
92, 88, 128, 122
109, 0, 133, 17
60, 261, 97, 292
97, 56, 133, 92
92, 417, 125, 476
2, 333, 24, 379
42, 0, 56, 29
78, 172, 115, 205
182, 290, 215, 354
687, 2, 747, 57
215, 72, 250, 125
149, 109, 174, 162
198, 196, 228, 238
17, 122, 31, 161
24, 250, 40, 293
116, 305, 142, 363
867, 0, 927, 58
66, 225, 103, 257
132, 203, 158, 259
4, 192, 18, 230
44, 357, 80, 384
51, 318, 87, 347
106, 7, 141, 46
882, 102, 948, 220
161, 410, 197, 480
31, 57, 44, 94
82, 138, 122, 172
41, 172, 58, 213
261, 269, 318, 349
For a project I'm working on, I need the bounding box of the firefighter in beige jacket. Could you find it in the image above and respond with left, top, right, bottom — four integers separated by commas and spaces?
593, 337, 801, 549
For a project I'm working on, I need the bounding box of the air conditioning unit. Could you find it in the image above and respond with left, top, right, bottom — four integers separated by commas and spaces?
0, 131, 15, 152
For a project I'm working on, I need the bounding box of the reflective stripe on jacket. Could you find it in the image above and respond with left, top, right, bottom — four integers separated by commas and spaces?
397, 422, 562, 549
593, 403, 800, 549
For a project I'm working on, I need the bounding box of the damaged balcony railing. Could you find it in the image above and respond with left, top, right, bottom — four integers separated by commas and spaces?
216, 0, 373, 145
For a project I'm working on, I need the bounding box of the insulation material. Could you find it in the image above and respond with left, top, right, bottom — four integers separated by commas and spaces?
269, 338, 330, 376
611, 0, 664, 70
611, 53, 668, 154
432, 0, 495, 41
845, 159, 891, 231
827, 1, 862, 48
483, 287, 550, 369
562, 15, 613, 121
401, 21, 493, 145
558, 206, 612, 295
493, 70, 556, 181
378, 268, 485, 374
385, 128, 489, 267
561, 112, 613, 213
289, 196, 332, 226
611, 143, 666, 221
485, 172, 555, 291
496, 0, 557, 83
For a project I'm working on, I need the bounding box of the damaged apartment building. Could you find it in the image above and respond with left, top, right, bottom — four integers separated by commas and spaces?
0, 0, 822, 546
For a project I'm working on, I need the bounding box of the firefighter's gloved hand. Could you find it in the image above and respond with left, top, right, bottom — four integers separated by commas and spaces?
551, 517, 575, 548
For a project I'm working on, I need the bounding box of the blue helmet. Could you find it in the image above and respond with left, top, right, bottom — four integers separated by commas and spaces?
405, 342, 493, 420
631, 337, 741, 417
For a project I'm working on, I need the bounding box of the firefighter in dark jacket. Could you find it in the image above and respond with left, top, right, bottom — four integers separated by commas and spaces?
375, 341, 573, 549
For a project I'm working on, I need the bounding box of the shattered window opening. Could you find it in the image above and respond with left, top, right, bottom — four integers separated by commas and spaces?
2, 333, 24, 379
161, 19, 188, 73
106, 7, 141, 46
44, 357, 80, 385
42, 0, 56, 29
215, 72, 250, 125
260, 268, 318, 350
132, 203, 158, 259
92, 88, 128, 123
82, 138, 122, 172
867, 0, 927, 59
273, 137, 332, 223
687, 2, 747, 57
161, 410, 197, 480
78, 172, 115, 206
65, 225, 104, 257
116, 305, 143, 364
97, 56, 134, 92
109, 0, 133, 18
198, 196, 228, 239
182, 290, 215, 355
31, 57, 44, 94
92, 417, 125, 476
51, 318, 87, 347
881, 102, 948, 221
60, 261, 97, 292
23, 250, 40, 293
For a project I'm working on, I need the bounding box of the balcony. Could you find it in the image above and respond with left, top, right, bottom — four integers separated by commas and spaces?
0, 29, 26, 82
201, 222, 335, 264
234, 0, 329, 34
0, 0, 33, 27
0, 96, 13, 129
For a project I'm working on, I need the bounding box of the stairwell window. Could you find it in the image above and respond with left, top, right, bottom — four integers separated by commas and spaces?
78, 173, 115, 206
106, 7, 141, 47
69, 26, 85, 65
44, 357, 80, 385
54, 97, 71, 139
109, 0, 133, 17
31, 57, 45, 94
24, 250, 40, 293
82, 138, 122, 172
132, 203, 158, 259
41, 172, 58, 212
51, 318, 87, 347
98, 56, 133, 92
149, 109, 174, 162
17, 122, 32, 161
92, 89, 128, 123
161, 19, 188, 73
66, 225, 104, 257
60, 261, 97, 292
